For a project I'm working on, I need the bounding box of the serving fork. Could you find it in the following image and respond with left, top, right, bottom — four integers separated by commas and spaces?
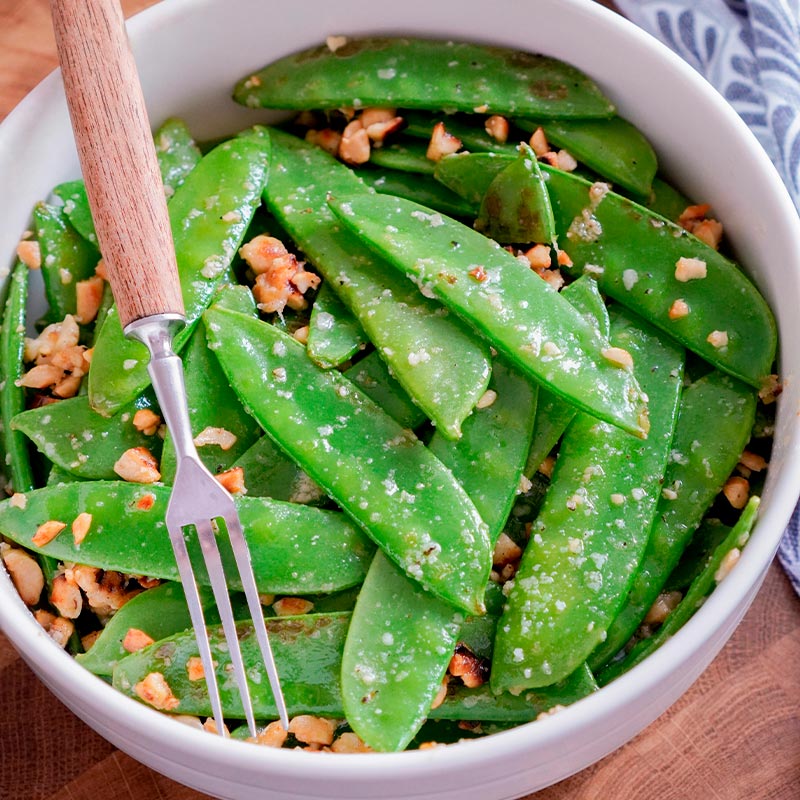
50, 0, 289, 736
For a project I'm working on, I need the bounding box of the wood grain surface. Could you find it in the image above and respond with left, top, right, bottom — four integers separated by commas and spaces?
1, 2, 799, 799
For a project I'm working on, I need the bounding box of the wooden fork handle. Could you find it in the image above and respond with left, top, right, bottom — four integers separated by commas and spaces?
50, 0, 184, 328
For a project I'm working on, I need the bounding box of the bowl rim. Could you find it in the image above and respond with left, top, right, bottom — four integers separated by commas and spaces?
1, 0, 800, 790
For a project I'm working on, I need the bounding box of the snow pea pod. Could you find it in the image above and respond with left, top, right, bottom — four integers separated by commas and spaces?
646, 176, 691, 222
475, 143, 555, 244
160, 319, 261, 484
33, 203, 99, 321
402, 110, 518, 155
588, 370, 756, 671
355, 168, 476, 218
329, 193, 649, 437
341, 360, 536, 751
88, 137, 269, 417
515, 116, 658, 196
265, 129, 491, 439
234, 38, 615, 119
435, 153, 777, 387
0, 482, 374, 595
52, 181, 98, 245
1, 262, 34, 494
492, 312, 684, 691
524, 275, 610, 477
369, 140, 435, 175
76, 582, 212, 676
204, 306, 491, 614
12, 395, 160, 479
598, 497, 759, 685
306, 282, 367, 368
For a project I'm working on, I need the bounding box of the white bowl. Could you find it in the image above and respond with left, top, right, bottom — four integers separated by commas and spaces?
1, 1, 799, 798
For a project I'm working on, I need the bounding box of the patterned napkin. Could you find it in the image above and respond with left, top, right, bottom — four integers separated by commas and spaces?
615, 0, 800, 593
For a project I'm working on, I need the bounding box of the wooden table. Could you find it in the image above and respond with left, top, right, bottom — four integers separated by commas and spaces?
1, 2, 799, 798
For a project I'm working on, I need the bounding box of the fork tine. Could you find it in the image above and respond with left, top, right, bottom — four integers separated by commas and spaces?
194, 517, 259, 738
223, 510, 291, 730
165, 521, 227, 735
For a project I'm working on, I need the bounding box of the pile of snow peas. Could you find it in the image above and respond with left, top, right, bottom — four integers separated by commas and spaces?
0, 37, 777, 752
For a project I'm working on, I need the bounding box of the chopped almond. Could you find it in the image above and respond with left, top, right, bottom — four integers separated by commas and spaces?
739, 450, 768, 472
50, 573, 82, 618
95, 258, 108, 281
240, 235, 289, 275
484, 115, 509, 143
430, 676, 449, 710
330, 732, 372, 753
17, 363, 62, 389
707, 330, 729, 349
72, 512, 92, 545
523, 244, 551, 271
40, 614, 74, 648
529, 127, 549, 157
122, 628, 155, 653
273, 597, 314, 616
426, 122, 462, 162
601, 346, 634, 369
32, 520, 66, 547
468, 266, 487, 282
669, 299, 690, 320
448, 644, 489, 688
251, 720, 289, 748
288, 715, 336, 746
132, 409, 161, 436
476, 389, 497, 409
555, 249, 573, 268
2, 546, 44, 605
338, 120, 371, 165
193, 426, 238, 451
758, 374, 782, 405
215, 466, 246, 495
693, 219, 723, 250
305, 128, 342, 156
644, 590, 682, 625
493, 532, 522, 566
186, 656, 205, 681
723, 476, 749, 509
113, 447, 161, 483
16, 240, 41, 270
556, 150, 578, 172
75, 275, 105, 324
674, 256, 707, 282
134, 672, 180, 711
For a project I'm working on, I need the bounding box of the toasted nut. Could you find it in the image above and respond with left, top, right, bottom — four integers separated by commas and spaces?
430, 676, 449, 710
693, 219, 723, 250
523, 244, 551, 271
338, 120, 371, 165
364, 116, 404, 143
723, 476, 749, 509
239, 235, 289, 276
215, 467, 246, 495
493, 532, 522, 566
53, 373, 82, 399
186, 656, 205, 681
330, 732, 372, 753
538, 455, 556, 478
46, 616, 75, 648
758, 374, 782, 405
114, 447, 161, 483
24, 314, 80, 363
32, 519, 67, 547
669, 299, 690, 320
122, 628, 155, 653
9, 493, 27, 510
644, 590, 682, 625
556, 150, 578, 172
448, 643, 489, 688
468, 265, 487, 282
202, 718, 229, 736
134, 672, 180, 711
75, 275, 105, 324
426, 121, 462, 162
172, 715, 204, 731
476, 389, 497, 409
251, 720, 289, 748
50, 573, 83, 618
288, 715, 336, 746
529, 127, 549, 157
601, 346, 633, 369
136, 492, 156, 511
360, 107, 397, 128
540, 269, 565, 291
273, 597, 314, 616
555, 249, 573, 268
132, 409, 161, 436
2, 547, 44, 605
484, 115, 509, 143
293, 325, 310, 344
674, 256, 707, 282
678, 203, 711, 227
94, 259, 108, 280
739, 450, 768, 472
715, 548, 741, 582
418, 741, 439, 750
305, 128, 342, 156
706, 330, 729, 349
17, 363, 62, 389
194, 426, 238, 451
16, 239, 41, 270
68, 565, 142, 617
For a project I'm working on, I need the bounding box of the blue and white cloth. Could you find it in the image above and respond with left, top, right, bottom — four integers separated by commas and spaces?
615, 0, 800, 594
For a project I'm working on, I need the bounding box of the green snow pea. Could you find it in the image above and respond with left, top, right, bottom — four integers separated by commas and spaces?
91, 282, 115, 344
369, 140, 435, 175
475, 143, 556, 243
598, 497, 759, 685
1, 262, 34, 494
492, 312, 684, 691
515, 116, 658, 196
46, 465, 83, 486
160, 316, 261, 484
76, 582, 212, 676
265, 129, 491, 439
0, 482, 373, 595
588, 370, 757, 671
88, 137, 269, 416
329, 193, 649, 437
153, 117, 203, 194
341, 360, 537, 751
355, 167, 476, 218
524, 275, 610, 477
204, 306, 491, 614
664, 518, 731, 592
306, 282, 368, 368
646, 176, 691, 222
12, 394, 160, 479
234, 38, 615, 119
52, 118, 202, 247
434, 152, 777, 387
401, 110, 518, 155
33, 203, 99, 321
